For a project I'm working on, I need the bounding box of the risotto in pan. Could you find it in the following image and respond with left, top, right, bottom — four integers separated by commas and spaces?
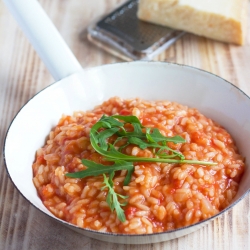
32, 97, 245, 234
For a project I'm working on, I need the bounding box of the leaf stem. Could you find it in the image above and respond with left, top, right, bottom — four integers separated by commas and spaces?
105, 156, 217, 165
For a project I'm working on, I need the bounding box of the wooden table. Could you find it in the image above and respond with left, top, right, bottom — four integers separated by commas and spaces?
0, 1, 250, 249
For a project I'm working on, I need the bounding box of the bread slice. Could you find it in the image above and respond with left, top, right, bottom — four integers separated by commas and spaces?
137, 0, 248, 45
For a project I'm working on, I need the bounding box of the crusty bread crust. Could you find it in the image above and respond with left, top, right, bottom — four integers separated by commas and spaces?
137, 0, 248, 45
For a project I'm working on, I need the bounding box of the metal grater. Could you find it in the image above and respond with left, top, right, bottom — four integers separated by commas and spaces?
87, 0, 185, 61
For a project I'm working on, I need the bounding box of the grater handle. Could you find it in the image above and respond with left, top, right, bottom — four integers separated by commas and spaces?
3, 0, 82, 81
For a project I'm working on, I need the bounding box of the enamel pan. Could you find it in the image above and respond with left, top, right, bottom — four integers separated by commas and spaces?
3, 0, 250, 245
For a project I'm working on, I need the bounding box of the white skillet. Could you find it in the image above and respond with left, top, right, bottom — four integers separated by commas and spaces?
3, 0, 250, 245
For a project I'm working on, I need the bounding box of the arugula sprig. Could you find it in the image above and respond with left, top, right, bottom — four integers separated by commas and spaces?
66, 160, 132, 222
66, 115, 216, 222
90, 115, 216, 165
66, 159, 134, 186
102, 173, 128, 222
66, 160, 131, 222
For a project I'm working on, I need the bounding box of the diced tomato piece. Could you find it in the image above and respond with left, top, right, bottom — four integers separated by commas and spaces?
119, 109, 131, 116
125, 206, 137, 218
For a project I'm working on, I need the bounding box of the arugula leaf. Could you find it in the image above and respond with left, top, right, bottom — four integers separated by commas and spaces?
128, 137, 149, 150
128, 137, 185, 160
90, 115, 123, 144
112, 115, 142, 126
99, 115, 124, 128
96, 127, 120, 151
66, 159, 134, 186
146, 128, 185, 144
102, 173, 127, 222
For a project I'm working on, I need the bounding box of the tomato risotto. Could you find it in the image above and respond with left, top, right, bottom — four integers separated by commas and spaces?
32, 97, 245, 234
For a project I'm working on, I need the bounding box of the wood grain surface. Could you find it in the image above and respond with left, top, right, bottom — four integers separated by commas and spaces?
1, 1, 250, 249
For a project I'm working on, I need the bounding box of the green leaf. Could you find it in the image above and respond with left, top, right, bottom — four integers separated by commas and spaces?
117, 126, 145, 139
112, 115, 142, 126
128, 137, 185, 160
66, 159, 134, 185
102, 173, 127, 222
99, 115, 124, 128
128, 137, 148, 150
97, 127, 120, 150
113, 115, 145, 138
146, 128, 185, 144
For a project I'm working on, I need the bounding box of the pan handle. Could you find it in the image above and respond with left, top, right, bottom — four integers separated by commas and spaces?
3, 0, 82, 81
